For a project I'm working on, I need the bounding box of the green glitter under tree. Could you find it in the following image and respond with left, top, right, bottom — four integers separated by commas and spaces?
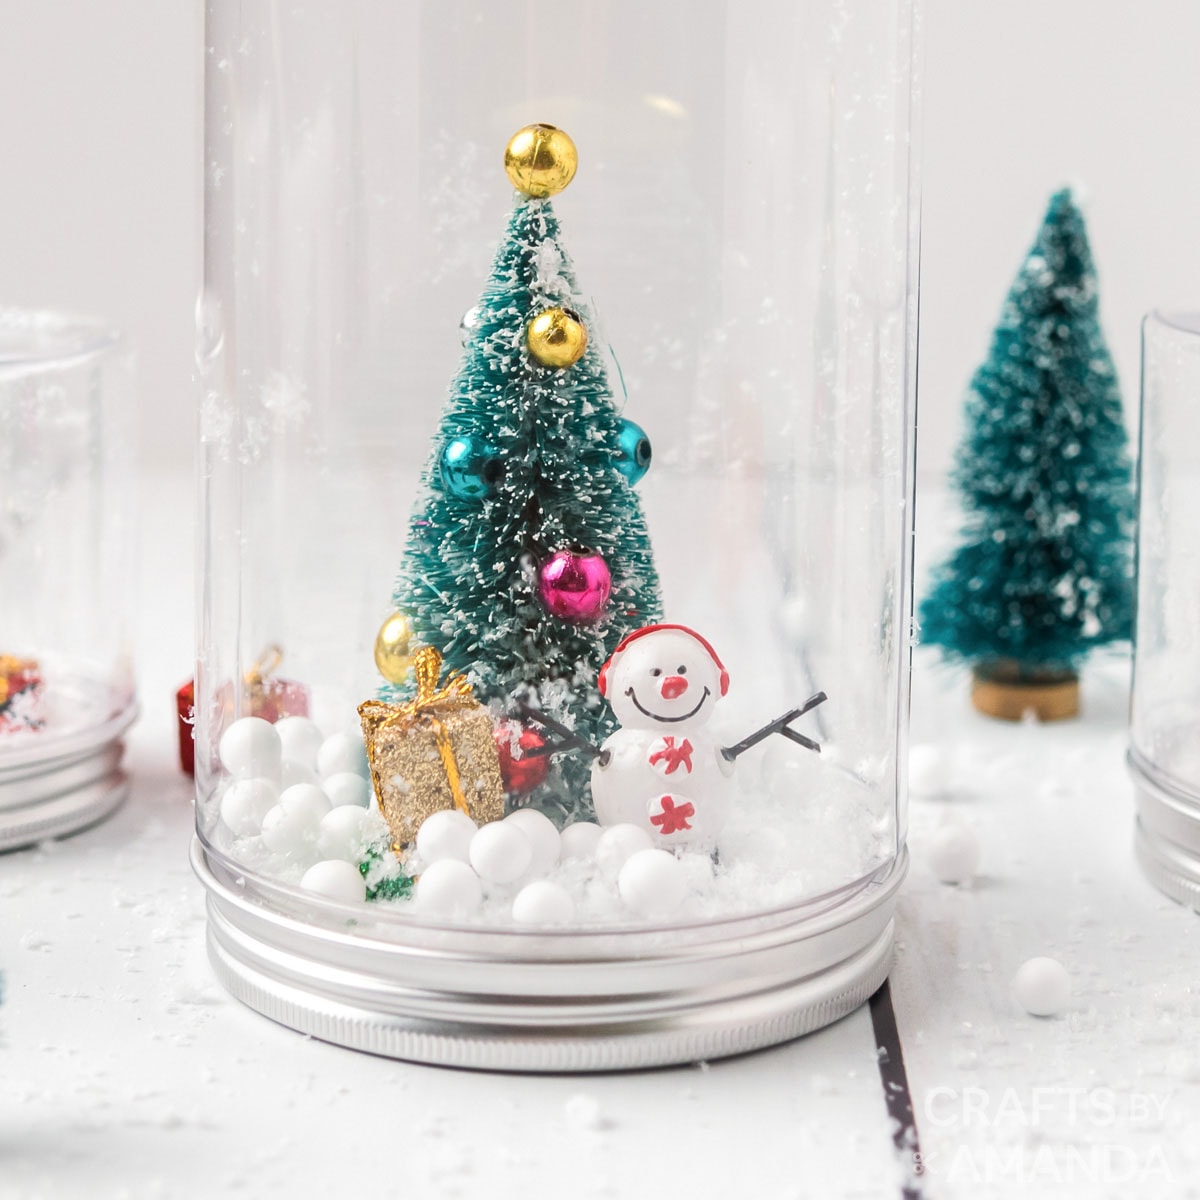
920, 188, 1134, 691
386, 161, 662, 822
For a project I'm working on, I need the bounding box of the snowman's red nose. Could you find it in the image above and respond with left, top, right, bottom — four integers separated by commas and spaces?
660, 675, 688, 700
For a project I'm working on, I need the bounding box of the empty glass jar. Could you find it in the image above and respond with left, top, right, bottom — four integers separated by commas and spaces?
0, 308, 137, 849
1131, 311, 1200, 906
194, 0, 921, 1068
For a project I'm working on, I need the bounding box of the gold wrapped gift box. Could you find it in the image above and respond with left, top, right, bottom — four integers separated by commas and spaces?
359, 648, 504, 850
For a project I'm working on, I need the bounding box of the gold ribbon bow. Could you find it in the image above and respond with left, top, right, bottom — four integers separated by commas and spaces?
398, 647, 475, 716
244, 644, 283, 690
359, 647, 477, 815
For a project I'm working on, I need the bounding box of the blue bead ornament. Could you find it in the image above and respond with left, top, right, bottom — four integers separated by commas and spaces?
440, 435, 503, 499
614, 418, 652, 484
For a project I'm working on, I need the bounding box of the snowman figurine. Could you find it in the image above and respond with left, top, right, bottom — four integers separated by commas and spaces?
583, 624, 825, 848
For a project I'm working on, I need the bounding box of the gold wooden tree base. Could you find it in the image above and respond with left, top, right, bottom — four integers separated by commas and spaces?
970, 666, 1079, 722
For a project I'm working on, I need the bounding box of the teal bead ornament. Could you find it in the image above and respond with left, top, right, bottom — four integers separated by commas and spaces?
440, 435, 503, 499
614, 418, 652, 484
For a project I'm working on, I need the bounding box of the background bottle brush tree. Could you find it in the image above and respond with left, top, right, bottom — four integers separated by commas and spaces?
387, 177, 662, 821
919, 188, 1134, 716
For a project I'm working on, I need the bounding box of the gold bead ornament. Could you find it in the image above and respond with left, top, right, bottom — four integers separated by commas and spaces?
373, 611, 415, 685
526, 306, 588, 369
504, 124, 578, 198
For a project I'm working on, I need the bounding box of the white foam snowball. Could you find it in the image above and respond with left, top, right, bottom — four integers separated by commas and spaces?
559, 821, 604, 861
414, 859, 483, 918
280, 760, 320, 790
596, 823, 654, 880
511, 880, 575, 925
274, 716, 324, 771
300, 859, 366, 903
928, 822, 980, 885
416, 809, 477, 866
278, 784, 332, 822
469, 822, 533, 885
219, 717, 282, 780
1013, 956, 1071, 1017
219, 777, 279, 837
260, 803, 320, 857
323, 771, 373, 810
909, 744, 950, 797
564, 1093, 607, 1132
317, 731, 370, 780
317, 805, 382, 862
618, 849, 688, 918
503, 809, 560, 877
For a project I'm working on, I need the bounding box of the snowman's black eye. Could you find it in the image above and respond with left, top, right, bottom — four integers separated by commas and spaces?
677, 665, 687, 674
650, 667, 662, 677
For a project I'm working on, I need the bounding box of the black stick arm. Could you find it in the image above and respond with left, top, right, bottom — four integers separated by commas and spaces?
515, 702, 603, 760
780, 726, 821, 753
722, 706, 803, 762
721, 691, 828, 762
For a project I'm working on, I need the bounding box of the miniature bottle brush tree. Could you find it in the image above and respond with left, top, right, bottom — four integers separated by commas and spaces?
920, 188, 1134, 721
379, 124, 662, 822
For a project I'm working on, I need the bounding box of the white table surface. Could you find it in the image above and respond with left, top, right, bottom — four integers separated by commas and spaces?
3, 477, 1199, 1200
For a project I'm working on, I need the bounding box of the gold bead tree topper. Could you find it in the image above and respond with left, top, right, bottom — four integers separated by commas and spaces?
504, 123, 578, 198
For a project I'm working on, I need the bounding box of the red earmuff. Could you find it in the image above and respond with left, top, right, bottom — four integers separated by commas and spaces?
597, 624, 729, 698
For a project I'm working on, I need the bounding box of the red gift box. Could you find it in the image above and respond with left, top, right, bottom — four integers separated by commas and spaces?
0, 655, 44, 734
177, 647, 309, 775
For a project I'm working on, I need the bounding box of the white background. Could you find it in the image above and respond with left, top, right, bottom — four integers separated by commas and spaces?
1, 0, 1198, 482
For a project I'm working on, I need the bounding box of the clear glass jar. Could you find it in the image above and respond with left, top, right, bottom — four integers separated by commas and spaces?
1130, 311, 1200, 905
0, 308, 137, 849
195, 0, 921, 1068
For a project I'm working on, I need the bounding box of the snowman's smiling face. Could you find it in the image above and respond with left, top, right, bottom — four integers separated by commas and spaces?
606, 630, 723, 732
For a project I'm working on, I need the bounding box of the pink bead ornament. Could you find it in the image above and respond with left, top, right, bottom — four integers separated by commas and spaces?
538, 550, 612, 623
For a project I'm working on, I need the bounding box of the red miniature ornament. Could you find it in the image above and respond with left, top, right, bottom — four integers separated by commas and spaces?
176, 646, 309, 776
176, 679, 198, 774
494, 721, 550, 795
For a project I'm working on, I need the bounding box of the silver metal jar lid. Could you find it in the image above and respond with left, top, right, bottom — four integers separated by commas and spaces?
0, 761, 128, 852
1129, 748, 1200, 910
193, 835, 907, 1072
0, 701, 137, 851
